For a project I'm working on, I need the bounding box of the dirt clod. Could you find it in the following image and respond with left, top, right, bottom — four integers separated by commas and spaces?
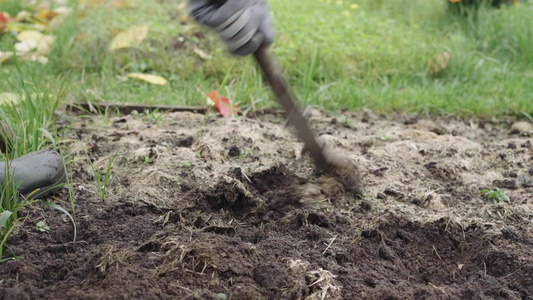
228, 145, 241, 157
175, 135, 194, 147
384, 188, 402, 197
404, 117, 418, 125
377, 192, 387, 200
360, 201, 372, 211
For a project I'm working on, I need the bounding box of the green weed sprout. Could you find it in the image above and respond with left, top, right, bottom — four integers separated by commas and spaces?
480, 188, 510, 203
0, 161, 23, 261
91, 151, 119, 201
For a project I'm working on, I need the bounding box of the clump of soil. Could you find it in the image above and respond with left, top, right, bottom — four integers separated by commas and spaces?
1, 109, 531, 299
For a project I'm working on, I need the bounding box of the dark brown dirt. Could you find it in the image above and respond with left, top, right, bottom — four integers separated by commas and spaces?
0, 109, 531, 300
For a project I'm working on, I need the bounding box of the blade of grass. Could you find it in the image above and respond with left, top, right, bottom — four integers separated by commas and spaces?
43, 202, 77, 243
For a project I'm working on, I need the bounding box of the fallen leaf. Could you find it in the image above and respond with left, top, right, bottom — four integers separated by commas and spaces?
6, 22, 45, 34
0, 12, 7, 22
127, 73, 168, 85
15, 10, 32, 22
0, 11, 8, 33
207, 90, 238, 117
17, 30, 44, 42
35, 9, 60, 22
0, 93, 20, 106
428, 51, 451, 74
17, 30, 55, 55
194, 47, 212, 60
109, 25, 149, 51
0, 51, 14, 63
15, 40, 38, 53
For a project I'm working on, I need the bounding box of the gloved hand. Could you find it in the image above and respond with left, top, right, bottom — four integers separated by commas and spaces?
189, 0, 274, 56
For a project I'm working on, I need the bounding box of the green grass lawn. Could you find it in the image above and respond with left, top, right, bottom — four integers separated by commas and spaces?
1, 0, 532, 116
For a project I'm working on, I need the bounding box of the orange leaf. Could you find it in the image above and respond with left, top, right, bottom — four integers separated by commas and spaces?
0, 11, 8, 34
0, 12, 7, 23
36, 9, 59, 21
207, 90, 238, 118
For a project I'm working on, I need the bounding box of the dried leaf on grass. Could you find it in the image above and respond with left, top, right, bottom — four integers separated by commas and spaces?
35, 9, 59, 22
427, 51, 451, 74
0, 93, 20, 106
0, 11, 8, 33
15, 11, 32, 22
207, 90, 238, 118
17, 30, 55, 52
194, 47, 212, 60
11, 30, 55, 64
109, 25, 149, 51
0, 51, 14, 63
127, 73, 168, 85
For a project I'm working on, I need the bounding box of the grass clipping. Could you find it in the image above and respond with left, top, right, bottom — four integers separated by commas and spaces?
285, 259, 342, 300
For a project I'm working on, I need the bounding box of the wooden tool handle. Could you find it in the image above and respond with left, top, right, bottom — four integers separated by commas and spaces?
253, 49, 328, 171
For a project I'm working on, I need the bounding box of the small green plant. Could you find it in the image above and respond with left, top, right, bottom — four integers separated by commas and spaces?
239, 148, 253, 159
216, 293, 228, 300
337, 114, 352, 126
0, 162, 22, 261
144, 156, 155, 164
142, 109, 164, 125
179, 160, 193, 168
36, 221, 50, 233
91, 151, 119, 201
480, 188, 510, 203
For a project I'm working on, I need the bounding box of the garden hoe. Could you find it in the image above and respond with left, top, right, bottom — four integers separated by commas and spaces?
253, 49, 361, 196
211, 0, 361, 195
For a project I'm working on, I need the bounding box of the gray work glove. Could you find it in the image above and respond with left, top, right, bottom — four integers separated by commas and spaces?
189, 0, 274, 56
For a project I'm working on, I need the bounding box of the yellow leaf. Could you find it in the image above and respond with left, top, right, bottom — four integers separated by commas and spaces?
109, 25, 149, 51
15, 11, 32, 22
6, 22, 45, 34
427, 51, 451, 75
0, 51, 14, 63
194, 47, 212, 60
17, 30, 55, 55
15, 40, 38, 54
17, 30, 43, 42
36, 9, 60, 21
0, 93, 20, 106
127, 73, 167, 85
